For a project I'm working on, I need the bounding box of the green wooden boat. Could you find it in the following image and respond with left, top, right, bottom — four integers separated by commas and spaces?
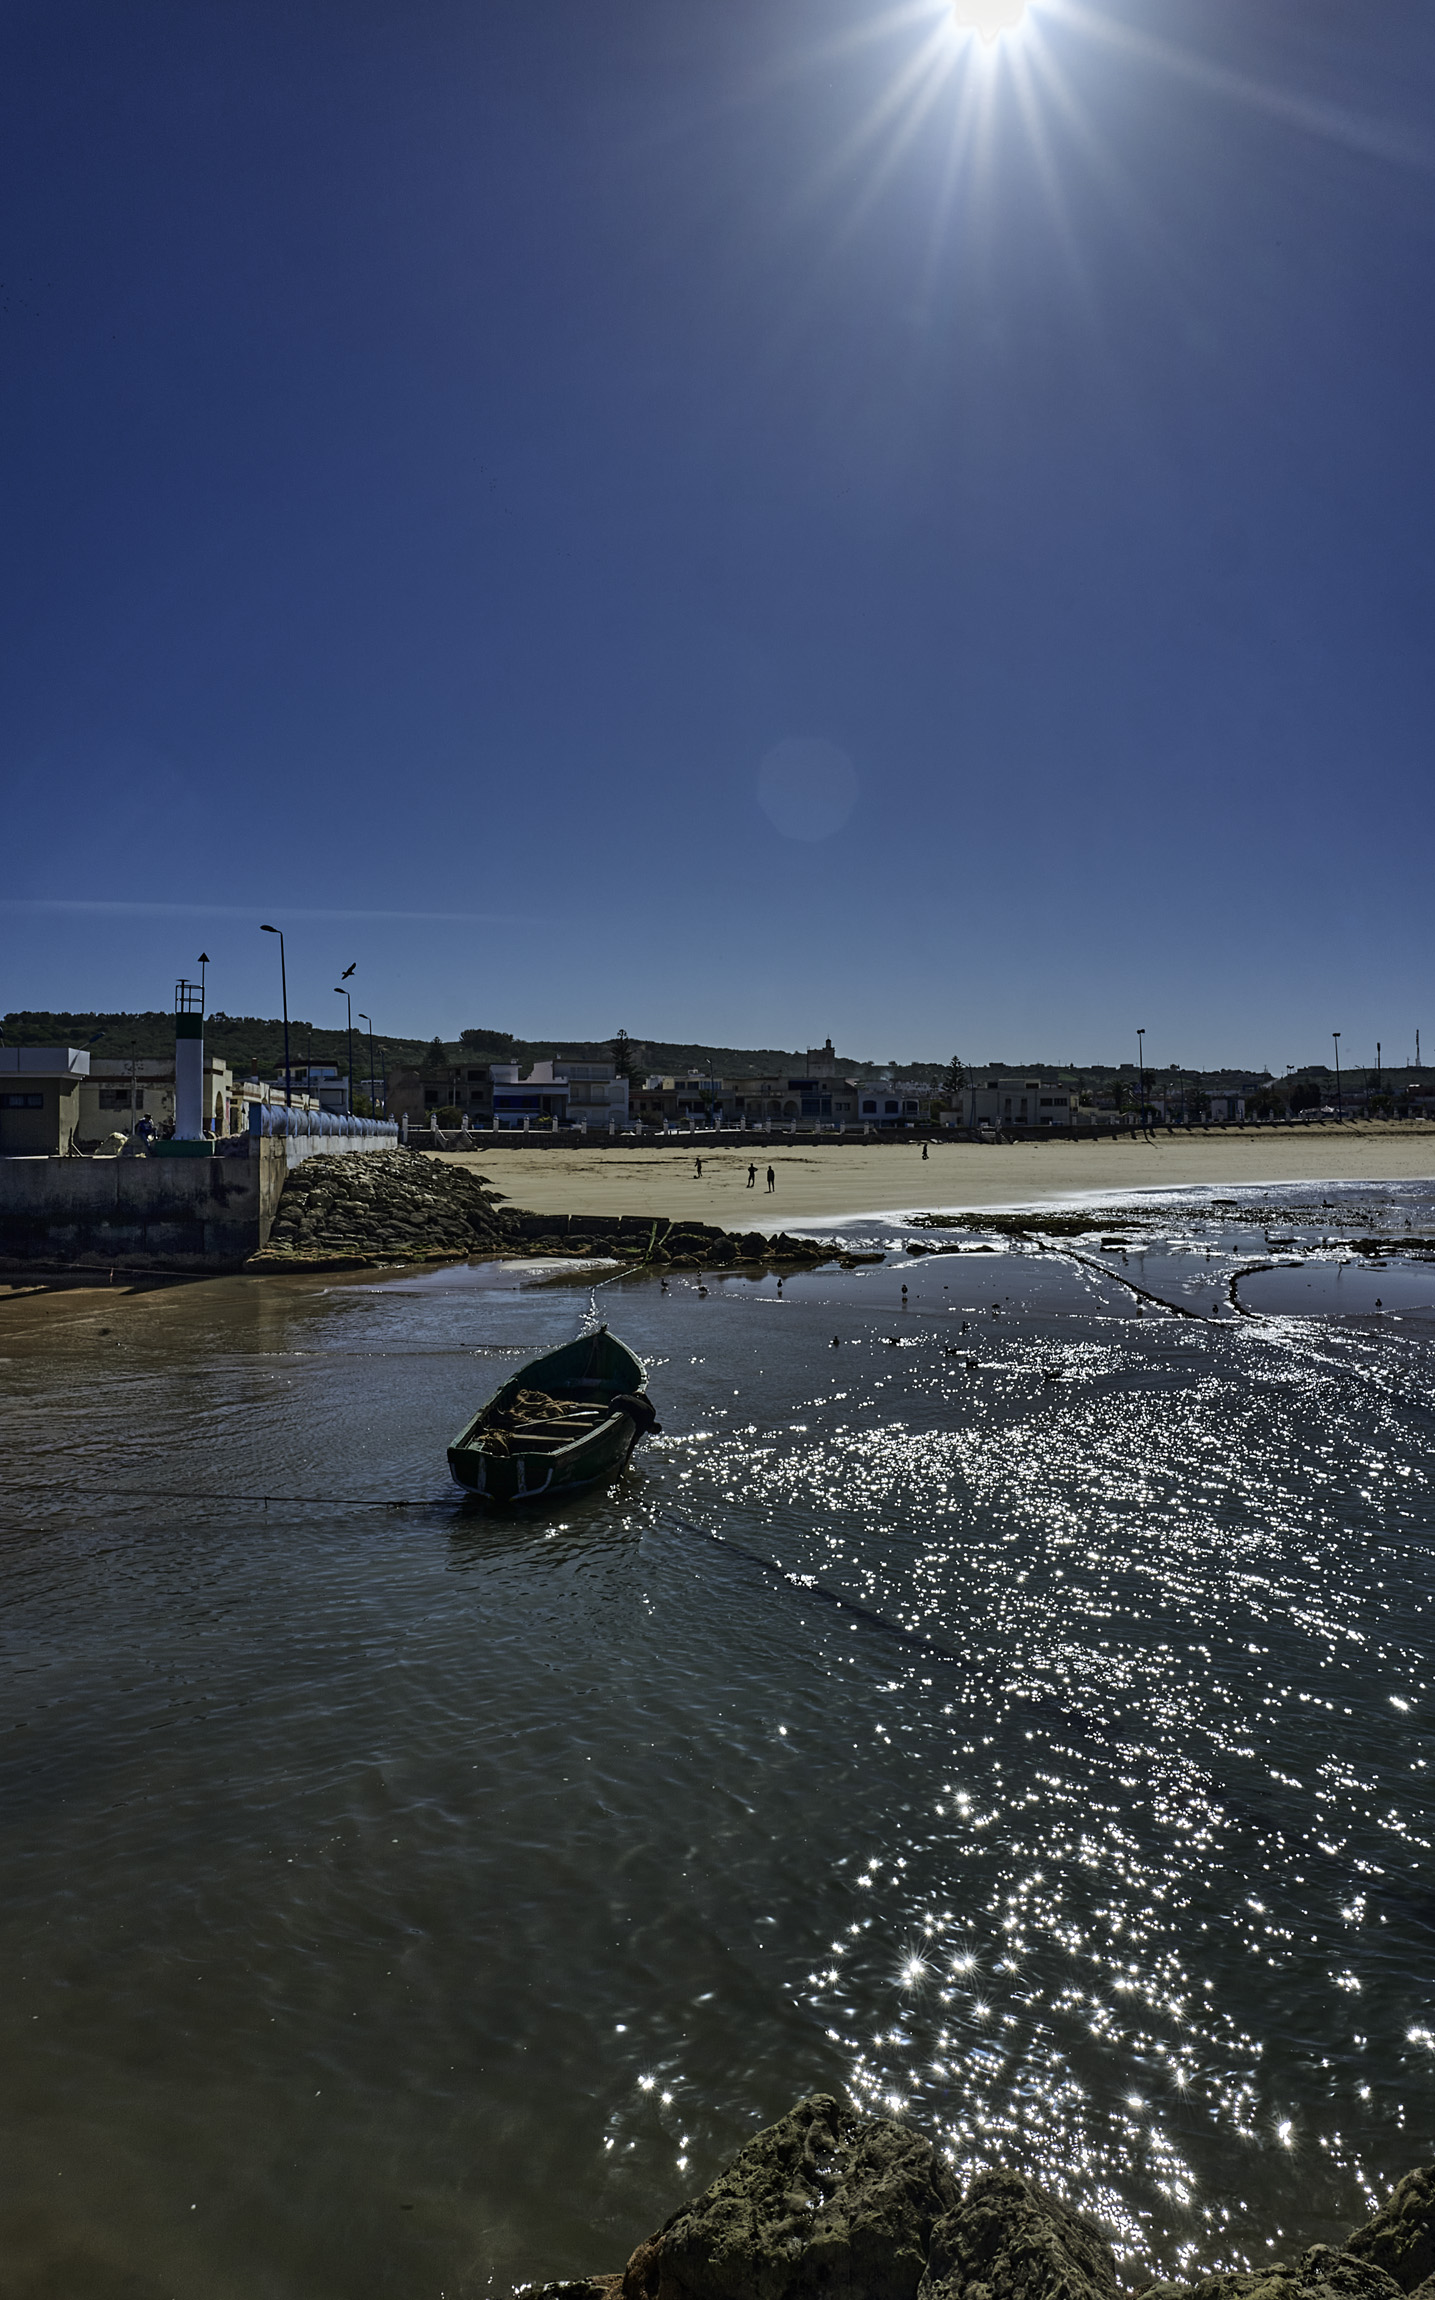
447, 1326, 658, 1503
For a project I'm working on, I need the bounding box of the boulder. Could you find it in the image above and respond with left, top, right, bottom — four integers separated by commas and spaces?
1348, 2171, 1435, 2293
1135, 2246, 1405, 2300
920, 2168, 1118, 2300
621, 2093, 958, 2300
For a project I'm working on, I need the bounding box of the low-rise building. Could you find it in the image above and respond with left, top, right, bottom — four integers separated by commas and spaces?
634, 1075, 726, 1127
558, 1061, 629, 1126
80, 1055, 240, 1144
386, 1061, 493, 1128
945, 1079, 1078, 1129
726, 1064, 862, 1126
260, 1061, 352, 1114
491, 1061, 570, 1128
1, 1046, 89, 1155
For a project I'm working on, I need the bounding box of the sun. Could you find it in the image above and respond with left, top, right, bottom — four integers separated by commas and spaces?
949, 0, 1030, 42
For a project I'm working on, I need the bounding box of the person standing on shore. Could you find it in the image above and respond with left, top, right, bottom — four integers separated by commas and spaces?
746, 1162, 756, 1187
695, 1156, 703, 1178
766, 1165, 775, 1192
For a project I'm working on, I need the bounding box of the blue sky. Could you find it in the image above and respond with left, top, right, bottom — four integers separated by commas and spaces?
3, 0, 1432, 1071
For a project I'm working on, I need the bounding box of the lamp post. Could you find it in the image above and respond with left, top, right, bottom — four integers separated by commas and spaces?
359, 1012, 380, 1114
260, 924, 291, 1105
334, 985, 355, 1112
1136, 1028, 1146, 1129
1375, 1040, 1382, 1101
1332, 1031, 1342, 1118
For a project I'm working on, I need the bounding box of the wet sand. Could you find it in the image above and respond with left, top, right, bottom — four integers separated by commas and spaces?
424, 1123, 1435, 1226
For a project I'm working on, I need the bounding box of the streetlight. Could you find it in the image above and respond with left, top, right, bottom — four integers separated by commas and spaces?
260, 924, 292, 1105
334, 984, 355, 1112
1136, 1028, 1146, 1129
1332, 1031, 1342, 1118
1376, 1040, 1382, 1100
359, 1012, 381, 1114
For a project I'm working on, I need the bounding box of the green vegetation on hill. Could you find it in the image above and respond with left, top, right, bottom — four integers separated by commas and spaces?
2, 1012, 875, 1080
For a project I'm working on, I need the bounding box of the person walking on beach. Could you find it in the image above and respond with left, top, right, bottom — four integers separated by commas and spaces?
694, 1156, 703, 1178
746, 1162, 756, 1188
921, 1142, 928, 1160
766, 1165, 775, 1192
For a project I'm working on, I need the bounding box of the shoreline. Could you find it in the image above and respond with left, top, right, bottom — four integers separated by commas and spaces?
2, 1129, 1431, 1302
422, 1126, 1435, 1231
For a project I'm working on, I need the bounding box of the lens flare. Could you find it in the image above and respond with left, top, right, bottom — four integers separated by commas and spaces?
951, 0, 1029, 40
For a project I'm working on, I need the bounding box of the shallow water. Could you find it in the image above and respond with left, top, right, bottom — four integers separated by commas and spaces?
2, 1180, 1433, 2300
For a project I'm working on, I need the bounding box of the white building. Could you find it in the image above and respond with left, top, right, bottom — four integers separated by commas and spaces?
557, 1061, 629, 1126
945, 1079, 1078, 1129
82, 1055, 237, 1142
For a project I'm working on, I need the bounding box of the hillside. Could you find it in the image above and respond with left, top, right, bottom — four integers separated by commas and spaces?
1, 1011, 884, 1080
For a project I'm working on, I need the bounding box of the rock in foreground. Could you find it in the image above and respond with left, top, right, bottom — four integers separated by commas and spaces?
518, 2096, 1435, 2300
622, 2094, 958, 2300
922, 2167, 1118, 2300
1345, 2170, 1435, 2294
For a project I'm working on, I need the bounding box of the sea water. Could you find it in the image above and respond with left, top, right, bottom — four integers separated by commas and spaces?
1, 1178, 1432, 2300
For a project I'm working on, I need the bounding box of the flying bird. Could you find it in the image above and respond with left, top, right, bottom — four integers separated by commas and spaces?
341, 962, 357, 979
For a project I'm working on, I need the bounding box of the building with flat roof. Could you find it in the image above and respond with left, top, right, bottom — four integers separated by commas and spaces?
0, 1047, 90, 1156
82, 1055, 237, 1144
946, 1079, 1077, 1129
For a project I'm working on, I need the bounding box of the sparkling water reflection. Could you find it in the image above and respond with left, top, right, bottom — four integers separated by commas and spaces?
1, 1180, 1432, 2299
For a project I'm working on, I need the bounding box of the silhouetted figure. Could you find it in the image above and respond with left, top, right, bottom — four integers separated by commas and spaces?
747, 1163, 756, 1187
695, 1157, 703, 1177
766, 1166, 775, 1192
922, 1143, 928, 1160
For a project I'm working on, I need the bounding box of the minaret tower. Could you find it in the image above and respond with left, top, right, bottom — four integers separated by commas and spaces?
174, 976, 205, 1139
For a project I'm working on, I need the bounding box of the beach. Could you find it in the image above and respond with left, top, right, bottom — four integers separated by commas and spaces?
425, 1121, 1435, 1226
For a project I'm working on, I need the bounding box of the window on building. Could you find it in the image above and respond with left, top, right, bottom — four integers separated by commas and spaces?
1, 1092, 45, 1109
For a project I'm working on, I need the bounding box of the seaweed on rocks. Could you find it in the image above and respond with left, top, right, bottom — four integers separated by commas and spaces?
921, 2167, 1118, 2300
620, 2093, 957, 2300
516, 2097, 1435, 2300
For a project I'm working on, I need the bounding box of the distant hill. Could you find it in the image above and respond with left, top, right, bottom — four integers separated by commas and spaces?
0, 1011, 884, 1080
5, 1013, 1336, 1087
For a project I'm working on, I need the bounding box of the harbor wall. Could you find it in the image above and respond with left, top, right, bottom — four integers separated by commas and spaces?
0, 1130, 395, 1271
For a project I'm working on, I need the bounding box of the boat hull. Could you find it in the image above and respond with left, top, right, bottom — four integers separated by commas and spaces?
446, 1328, 651, 1505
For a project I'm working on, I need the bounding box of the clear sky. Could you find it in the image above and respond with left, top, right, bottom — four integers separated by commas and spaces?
3, 0, 1432, 1073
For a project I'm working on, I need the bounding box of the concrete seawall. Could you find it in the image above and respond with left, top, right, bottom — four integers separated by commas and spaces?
0, 1130, 394, 1272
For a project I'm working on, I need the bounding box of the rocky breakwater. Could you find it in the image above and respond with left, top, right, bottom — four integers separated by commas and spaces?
522, 2094, 1435, 2300
248, 1153, 832, 1273
249, 1151, 506, 1269
496, 1211, 828, 1271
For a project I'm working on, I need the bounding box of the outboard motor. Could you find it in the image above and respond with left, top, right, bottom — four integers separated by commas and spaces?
611, 1392, 662, 1436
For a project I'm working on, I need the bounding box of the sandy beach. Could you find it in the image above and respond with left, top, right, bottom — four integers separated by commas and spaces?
423, 1122, 1435, 1227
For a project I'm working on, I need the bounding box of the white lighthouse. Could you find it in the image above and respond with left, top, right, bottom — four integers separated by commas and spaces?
174, 977, 205, 1139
